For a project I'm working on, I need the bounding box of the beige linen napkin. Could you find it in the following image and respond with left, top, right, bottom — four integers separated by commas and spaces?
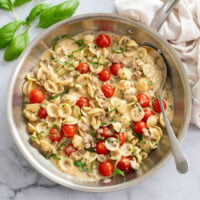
115, 0, 200, 128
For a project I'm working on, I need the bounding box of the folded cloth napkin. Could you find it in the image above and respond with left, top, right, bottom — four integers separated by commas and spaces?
115, 0, 200, 128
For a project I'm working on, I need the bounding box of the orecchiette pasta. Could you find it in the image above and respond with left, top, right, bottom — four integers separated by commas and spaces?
23, 31, 174, 180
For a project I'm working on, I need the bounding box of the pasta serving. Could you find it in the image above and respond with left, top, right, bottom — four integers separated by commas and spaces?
23, 32, 174, 180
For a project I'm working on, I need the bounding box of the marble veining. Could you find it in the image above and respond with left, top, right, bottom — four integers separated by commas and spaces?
0, 0, 200, 199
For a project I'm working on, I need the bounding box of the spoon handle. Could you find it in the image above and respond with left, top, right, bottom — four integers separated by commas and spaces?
157, 95, 189, 174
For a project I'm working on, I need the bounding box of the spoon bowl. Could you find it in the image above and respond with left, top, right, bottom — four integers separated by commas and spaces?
143, 45, 189, 174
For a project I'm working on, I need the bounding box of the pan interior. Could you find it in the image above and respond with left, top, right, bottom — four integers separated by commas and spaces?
10, 15, 189, 191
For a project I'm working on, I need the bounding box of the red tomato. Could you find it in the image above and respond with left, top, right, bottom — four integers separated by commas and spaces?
96, 141, 109, 155
137, 94, 150, 108
99, 69, 111, 81
99, 161, 114, 176
49, 128, 62, 142
76, 62, 90, 74
110, 63, 123, 76
29, 89, 44, 103
37, 108, 48, 119
134, 121, 147, 135
152, 98, 167, 113
76, 97, 90, 108
61, 125, 77, 138
99, 126, 111, 139
101, 84, 115, 98
96, 34, 111, 48
113, 132, 125, 146
64, 144, 77, 156
142, 109, 155, 122
117, 157, 131, 172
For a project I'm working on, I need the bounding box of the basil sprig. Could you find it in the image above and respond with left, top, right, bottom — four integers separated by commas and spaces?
0, 20, 23, 48
38, 0, 79, 28
1, 0, 79, 62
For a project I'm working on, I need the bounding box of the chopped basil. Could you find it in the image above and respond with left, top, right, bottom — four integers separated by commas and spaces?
57, 141, 67, 151
74, 159, 88, 172
44, 153, 61, 160
132, 130, 143, 141
112, 43, 124, 54
31, 131, 44, 140
85, 147, 95, 152
52, 35, 75, 51
109, 106, 115, 113
101, 122, 107, 126
90, 161, 94, 172
53, 56, 75, 66
148, 80, 153, 86
90, 130, 96, 137
50, 88, 70, 99
71, 44, 87, 54
169, 104, 173, 110
75, 39, 84, 47
113, 168, 125, 176
78, 113, 81, 119
138, 107, 143, 112
23, 100, 29, 104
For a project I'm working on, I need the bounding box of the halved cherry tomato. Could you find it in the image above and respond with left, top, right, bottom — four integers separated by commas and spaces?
76, 97, 90, 108
49, 128, 62, 142
113, 132, 125, 146
99, 69, 111, 81
99, 161, 114, 176
96, 141, 109, 155
117, 157, 131, 172
99, 126, 111, 139
101, 84, 115, 98
134, 121, 147, 135
110, 63, 123, 76
96, 34, 111, 48
64, 144, 77, 156
29, 89, 44, 103
76, 62, 90, 74
152, 98, 166, 113
137, 94, 150, 108
61, 124, 77, 138
142, 109, 155, 122
37, 108, 48, 119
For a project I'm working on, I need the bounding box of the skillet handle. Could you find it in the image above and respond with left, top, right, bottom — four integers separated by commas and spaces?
150, 0, 180, 31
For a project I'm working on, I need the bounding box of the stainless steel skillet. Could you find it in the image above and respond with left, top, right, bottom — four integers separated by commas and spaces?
7, 0, 191, 192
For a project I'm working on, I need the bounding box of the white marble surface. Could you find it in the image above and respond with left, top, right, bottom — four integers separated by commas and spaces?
0, 0, 200, 199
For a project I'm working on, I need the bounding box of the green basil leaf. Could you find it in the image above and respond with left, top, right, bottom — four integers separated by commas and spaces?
4, 30, 29, 61
0, 0, 13, 10
0, 20, 23, 48
50, 88, 70, 99
38, 0, 79, 28
25, 3, 52, 25
113, 168, 125, 176
13, 0, 31, 7
44, 153, 61, 160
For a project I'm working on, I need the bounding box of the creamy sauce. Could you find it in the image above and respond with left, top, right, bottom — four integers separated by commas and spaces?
23, 32, 174, 180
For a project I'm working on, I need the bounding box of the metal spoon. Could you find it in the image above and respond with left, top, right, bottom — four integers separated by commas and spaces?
143, 45, 189, 174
